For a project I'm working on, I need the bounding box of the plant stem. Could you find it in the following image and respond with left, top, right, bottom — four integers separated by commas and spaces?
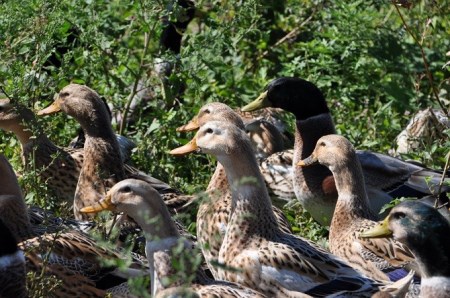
119, 26, 154, 135
435, 150, 450, 209
392, 3, 447, 116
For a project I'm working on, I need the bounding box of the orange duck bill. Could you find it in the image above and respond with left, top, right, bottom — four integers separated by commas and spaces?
37, 96, 63, 116
296, 153, 318, 167
169, 138, 199, 157
176, 116, 200, 132
80, 194, 116, 214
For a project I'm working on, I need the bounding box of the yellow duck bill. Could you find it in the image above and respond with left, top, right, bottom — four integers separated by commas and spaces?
80, 194, 115, 213
359, 216, 392, 238
37, 97, 62, 116
176, 116, 199, 132
169, 138, 199, 156
296, 154, 318, 167
241, 91, 270, 112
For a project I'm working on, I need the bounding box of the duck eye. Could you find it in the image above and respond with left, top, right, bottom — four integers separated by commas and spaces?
319, 142, 326, 147
205, 128, 213, 134
121, 186, 132, 193
391, 211, 406, 220
59, 92, 69, 98
204, 109, 210, 114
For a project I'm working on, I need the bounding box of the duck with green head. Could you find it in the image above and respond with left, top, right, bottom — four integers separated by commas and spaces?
361, 200, 450, 297
242, 77, 450, 225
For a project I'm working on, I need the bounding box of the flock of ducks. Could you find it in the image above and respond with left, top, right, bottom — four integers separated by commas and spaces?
0, 76, 449, 298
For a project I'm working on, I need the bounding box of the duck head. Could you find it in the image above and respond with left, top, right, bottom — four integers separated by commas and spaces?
176, 102, 244, 132
241, 77, 329, 120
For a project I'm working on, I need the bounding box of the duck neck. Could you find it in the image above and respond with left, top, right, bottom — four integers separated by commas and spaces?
130, 200, 188, 298
81, 110, 117, 140
206, 162, 229, 192
411, 228, 450, 278
329, 154, 376, 223
79, 103, 124, 173
293, 113, 336, 196
11, 123, 34, 147
5, 120, 54, 153
219, 142, 279, 234
128, 200, 180, 243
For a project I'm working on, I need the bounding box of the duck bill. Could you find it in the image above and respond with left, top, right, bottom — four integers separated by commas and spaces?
37, 98, 62, 116
297, 154, 318, 167
176, 116, 199, 132
241, 91, 270, 112
79, 194, 115, 214
359, 217, 392, 238
169, 138, 198, 156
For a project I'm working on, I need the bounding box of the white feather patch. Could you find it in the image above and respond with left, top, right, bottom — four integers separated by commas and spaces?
261, 265, 318, 292
421, 276, 450, 288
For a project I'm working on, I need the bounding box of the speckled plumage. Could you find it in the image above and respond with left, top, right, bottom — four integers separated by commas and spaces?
244, 118, 285, 160
242, 77, 450, 226
176, 102, 292, 279
80, 179, 266, 298
0, 99, 160, 213
0, 154, 144, 296
0, 99, 83, 205
259, 149, 295, 201
38, 84, 183, 219
299, 135, 417, 281
178, 121, 384, 297
362, 201, 450, 298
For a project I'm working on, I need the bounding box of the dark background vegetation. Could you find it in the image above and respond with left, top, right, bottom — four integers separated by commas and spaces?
0, 0, 449, 240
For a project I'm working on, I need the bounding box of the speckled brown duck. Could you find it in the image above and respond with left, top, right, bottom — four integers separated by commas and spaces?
0, 154, 145, 297
242, 77, 450, 225
298, 135, 418, 281
81, 179, 267, 298
362, 201, 450, 298
174, 102, 292, 279
0, 98, 141, 208
170, 121, 386, 297
37, 84, 183, 219
0, 98, 83, 205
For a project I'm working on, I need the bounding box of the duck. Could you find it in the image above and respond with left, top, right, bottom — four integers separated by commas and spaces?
0, 98, 152, 207
244, 118, 285, 160
170, 121, 386, 297
0, 217, 27, 298
241, 77, 450, 225
297, 135, 418, 281
361, 200, 450, 298
0, 98, 83, 205
80, 179, 268, 298
244, 118, 296, 202
37, 84, 184, 219
393, 107, 449, 155
174, 102, 292, 279
0, 154, 145, 297
238, 105, 295, 149
178, 102, 296, 202
258, 149, 295, 202
0, 153, 93, 238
